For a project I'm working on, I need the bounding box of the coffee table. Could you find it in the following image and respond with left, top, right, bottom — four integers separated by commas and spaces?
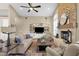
37, 40, 52, 52
26, 39, 53, 56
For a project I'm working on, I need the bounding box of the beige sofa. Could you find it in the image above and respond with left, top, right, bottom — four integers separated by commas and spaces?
46, 44, 79, 56
46, 37, 67, 56
8, 38, 33, 55
46, 37, 79, 56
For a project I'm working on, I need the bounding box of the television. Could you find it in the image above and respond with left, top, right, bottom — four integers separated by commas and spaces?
35, 27, 44, 33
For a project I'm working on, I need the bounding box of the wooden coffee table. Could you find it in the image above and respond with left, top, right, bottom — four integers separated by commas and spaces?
26, 39, 53, 56
37, 40, 53, 52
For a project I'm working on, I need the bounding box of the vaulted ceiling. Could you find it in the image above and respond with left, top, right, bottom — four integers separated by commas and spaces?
0, 3, 57, 16
11, 3, 57, 16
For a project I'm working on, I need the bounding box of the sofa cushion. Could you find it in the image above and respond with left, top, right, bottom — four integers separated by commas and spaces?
64, 44, 79, 56
46, 47, 60, 56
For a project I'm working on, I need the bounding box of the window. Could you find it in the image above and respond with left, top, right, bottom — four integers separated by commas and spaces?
0, 17, 9, 27
0, 32, 8, 41
53, 11, 60, 36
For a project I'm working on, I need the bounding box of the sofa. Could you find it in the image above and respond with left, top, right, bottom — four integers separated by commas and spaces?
46, 44, 79, 56
46, 37, 79, 56
46, 37, 67, 56
8, 38, 33, 55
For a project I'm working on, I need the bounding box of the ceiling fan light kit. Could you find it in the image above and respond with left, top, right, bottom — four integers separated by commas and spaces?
30, 8, 33, 10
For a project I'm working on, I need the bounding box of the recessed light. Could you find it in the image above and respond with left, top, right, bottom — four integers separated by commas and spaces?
19, 7, 23, 10
48, 8, 50, 10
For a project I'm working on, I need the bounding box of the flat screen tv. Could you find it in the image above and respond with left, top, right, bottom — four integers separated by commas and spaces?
35, 27, 44, 33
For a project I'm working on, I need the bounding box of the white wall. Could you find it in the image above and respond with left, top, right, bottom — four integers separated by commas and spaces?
0, 3, 9, 32
1, 5, 19, 40
0, 3, 9, 17
76, 4, 79, 42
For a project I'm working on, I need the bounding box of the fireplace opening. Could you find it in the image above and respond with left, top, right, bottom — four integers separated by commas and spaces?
61, 30, 72, 44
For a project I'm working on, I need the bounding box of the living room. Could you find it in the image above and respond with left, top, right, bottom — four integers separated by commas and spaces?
0, 3, 79, 56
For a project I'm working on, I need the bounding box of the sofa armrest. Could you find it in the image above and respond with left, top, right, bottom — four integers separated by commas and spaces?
8, 38, 33, 54
46, 47, 60, 56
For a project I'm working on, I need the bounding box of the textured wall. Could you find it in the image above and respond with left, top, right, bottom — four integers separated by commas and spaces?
58, 3, 77, 43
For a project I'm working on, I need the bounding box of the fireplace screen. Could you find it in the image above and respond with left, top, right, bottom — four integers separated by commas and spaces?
61, 30, 72, 44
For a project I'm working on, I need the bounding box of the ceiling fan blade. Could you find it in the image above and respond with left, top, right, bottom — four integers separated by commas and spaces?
20, 6, 30, 8
28, 3, 32, 7
33, 5, 41, 8
28, 9, 30, 12
33, 8, 38, 12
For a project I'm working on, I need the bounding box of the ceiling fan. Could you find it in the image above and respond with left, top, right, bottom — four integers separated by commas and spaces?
20, 3, 41, 12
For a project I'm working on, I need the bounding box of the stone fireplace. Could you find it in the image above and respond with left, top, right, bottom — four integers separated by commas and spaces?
61, 30, 72, 44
